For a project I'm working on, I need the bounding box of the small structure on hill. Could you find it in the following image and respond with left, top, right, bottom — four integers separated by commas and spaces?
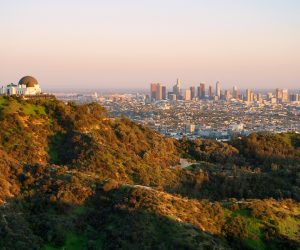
0, 76, 42, 96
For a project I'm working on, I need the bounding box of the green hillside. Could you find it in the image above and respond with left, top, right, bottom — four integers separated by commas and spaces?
0, 96, 299, 250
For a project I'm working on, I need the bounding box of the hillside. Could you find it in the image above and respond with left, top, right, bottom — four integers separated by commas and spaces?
0, 96, 300, 249
1, 179, 299, 249
0, 96, 180, 194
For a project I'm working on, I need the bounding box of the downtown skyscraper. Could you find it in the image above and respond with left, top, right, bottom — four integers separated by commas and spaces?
233, 86, 238, 100
200, 83, 205, 99
150, 83, 165, 101
215, 81, 221, 98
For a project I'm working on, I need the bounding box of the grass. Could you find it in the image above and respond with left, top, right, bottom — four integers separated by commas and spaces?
48, 147, 59, 163
279, 133, 300, 148
231, 208, 251, 217
223, 208, 232, 217
0, 97, 8, 107
0, 97, 46, 116
227, 205, 300, 249
244, 237, 266, 250
42, 206, 103, 250
22, 103, 46, 116
63, 233, 87, 250
278, 216, 300, 241
243, 218, 266, 250
43, 232, 104, 250
72, 206, 87, 216
42, 232, 87, 250
227, 208, 267, 250
48, 132, 67, 164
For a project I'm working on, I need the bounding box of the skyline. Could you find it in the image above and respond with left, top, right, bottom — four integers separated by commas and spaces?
1, 0, 300, 89
2, 76, 300, 93
148, 81, 299, 103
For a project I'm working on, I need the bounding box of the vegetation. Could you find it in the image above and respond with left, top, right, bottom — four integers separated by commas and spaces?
178, 133, 300, 201
0, 96, 299, 249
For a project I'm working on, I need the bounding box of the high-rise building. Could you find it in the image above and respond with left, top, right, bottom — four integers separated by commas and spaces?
184, 89, 191, 101
200, 83, 205, 99
156, 83, 162, 100
270, 97, 277, 104
282, 89, 289, 102
150, 83, 158, 101
197, 86, 201, 99
177, 78, 181, 89
173, 78, 182, 97
190, 86, 196, 99
233, 86, 238, 100
253, 92, 257, 102
251, 91, 254, 102
225, 89, 231, 102
276, 88, 283, 100
245, 89, 253, 102
257, 93, 263, 103
208, 85, 213, 99
162, 86, 166, 100
220, 90, 224, 100
267, 92, 273, 100
290, 93, 299, 102
215, 81, 221, 98
168, 93, 177, 102
150, 83, 165, 101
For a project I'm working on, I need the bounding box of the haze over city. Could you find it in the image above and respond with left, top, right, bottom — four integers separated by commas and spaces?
1, 0, 300, 89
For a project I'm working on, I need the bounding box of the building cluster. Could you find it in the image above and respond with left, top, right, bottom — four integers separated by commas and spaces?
0, 76, 42, 96
100, 91, 300, 141
149, 79, 299, 104
52, 78, 300, 141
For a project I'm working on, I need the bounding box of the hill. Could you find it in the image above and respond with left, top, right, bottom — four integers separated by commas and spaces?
0, 96, 180, 192
0, 96, 299, 249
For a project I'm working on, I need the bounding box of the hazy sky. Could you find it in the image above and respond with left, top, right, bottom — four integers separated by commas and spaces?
1, 0, 300, 89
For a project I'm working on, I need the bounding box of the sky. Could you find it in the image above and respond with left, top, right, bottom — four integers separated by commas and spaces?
0, 0, 300, 90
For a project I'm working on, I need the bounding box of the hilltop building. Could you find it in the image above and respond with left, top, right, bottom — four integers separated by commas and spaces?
0, 76, 42, 96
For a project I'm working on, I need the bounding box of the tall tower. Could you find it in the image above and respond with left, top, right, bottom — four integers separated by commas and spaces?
150, 83, 158, 102
276, 88, 283, 99
190, 86, 195, 99
225, 89, 231, 102
209, 85, 213, 99
200, 83, 205, 99
150, 83, 165, 101
177, 78, 181, 90
233, 86, 238, 100
156, 83, 163, 100
245, 89, 252, 102
197, 86, 201, 99
184, 89, 191, 101
173, 78, 182, 97
282, 89, 289, 102
215, 81, 221, 98
162, 86, 166, 100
